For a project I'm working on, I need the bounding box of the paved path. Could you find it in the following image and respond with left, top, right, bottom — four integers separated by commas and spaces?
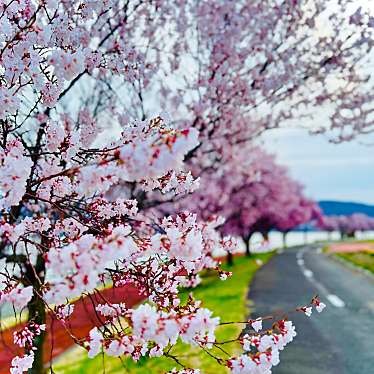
328, 242, 374, 253
0, 284, 144, 373
248, 245, 374, 374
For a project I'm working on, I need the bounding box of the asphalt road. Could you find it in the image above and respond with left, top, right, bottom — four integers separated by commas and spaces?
248, 245, 374, 374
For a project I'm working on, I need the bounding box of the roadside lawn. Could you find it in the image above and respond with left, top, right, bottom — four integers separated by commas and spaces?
53, 253, 274, 374
335, 251, 374, 275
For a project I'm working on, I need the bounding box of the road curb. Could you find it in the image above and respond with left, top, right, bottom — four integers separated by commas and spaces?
327, 253, 374, 281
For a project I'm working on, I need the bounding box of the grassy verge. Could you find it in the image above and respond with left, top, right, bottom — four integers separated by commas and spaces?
335, 251, 374, 275
53, 253, 274, 374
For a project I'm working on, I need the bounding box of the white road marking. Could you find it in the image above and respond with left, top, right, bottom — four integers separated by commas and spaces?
366, 301, 374, 312
296, 247, 346, 309
303, 269, 314, 278
327, 294, 346, 308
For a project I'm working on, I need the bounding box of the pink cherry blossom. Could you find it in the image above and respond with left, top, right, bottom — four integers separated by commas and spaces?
316, 303, 327, 313
13, 323, 46, 349
312, 297, 327, 313
87, 327, 104, 359
0, 0, 354, 371
0, 286, 33, 312
251, 319, 263, 333
10, 353, 34, 374
0, 139, 33, 209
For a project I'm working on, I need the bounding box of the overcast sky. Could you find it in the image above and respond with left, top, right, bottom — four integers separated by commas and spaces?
263, 129, 374, 205
258, 1, 374, 205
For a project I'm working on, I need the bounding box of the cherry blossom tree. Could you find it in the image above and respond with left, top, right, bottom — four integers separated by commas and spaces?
0, 1, 223, 372
230, 170, 320, 252
317, 215, 340, 240
319, 213, 374, 239
218, 152, 295, 255
92, 0, 374, 155
0, 1, 330, 373
276, 197, 322, 248
177, 148, 320, 263
33, 0, 373, 189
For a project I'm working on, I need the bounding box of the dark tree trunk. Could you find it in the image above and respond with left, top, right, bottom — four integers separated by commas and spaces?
261, 232, 269, 242
243, 233, 253, 256
227, 251, 234, 266
245, 239, 251, 257
25, 254, 46, 373
27, 293, 46, 373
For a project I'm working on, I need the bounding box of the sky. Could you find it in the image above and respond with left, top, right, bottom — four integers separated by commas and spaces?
259, 1, 374, 206
263, 129, 374, 205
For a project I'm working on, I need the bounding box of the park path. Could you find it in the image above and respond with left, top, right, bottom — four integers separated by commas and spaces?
327, 241, 374, 253
0, 253, 233, 372
248, 245, 374, 374
0, 284, 144, 373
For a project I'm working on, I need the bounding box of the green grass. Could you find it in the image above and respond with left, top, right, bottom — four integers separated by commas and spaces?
53, 253, 273, 374
356, 239, 374, 244
335, 251, 374, 275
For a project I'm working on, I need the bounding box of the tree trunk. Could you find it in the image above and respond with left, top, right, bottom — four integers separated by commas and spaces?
261, 232, 269, 242
25, 254, 46, 373
27, 293, 46, 373
243, 233, 253, 256
227, 251, 234, 266
245, 238, 251, 257
282, 232, 288, 248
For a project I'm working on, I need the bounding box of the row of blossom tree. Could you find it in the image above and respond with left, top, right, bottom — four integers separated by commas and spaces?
172, 147, 321, 264
319, 214, 374, 239
0, 0, 371, 373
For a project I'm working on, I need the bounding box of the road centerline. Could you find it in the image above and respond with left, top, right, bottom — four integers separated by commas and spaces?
326, 294, 346, 308
296, 247, 346, 309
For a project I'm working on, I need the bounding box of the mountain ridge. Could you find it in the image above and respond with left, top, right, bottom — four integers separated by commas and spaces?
318, 200, 374, 217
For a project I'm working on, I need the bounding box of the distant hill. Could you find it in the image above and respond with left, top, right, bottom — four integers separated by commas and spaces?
319, 200, 374, 217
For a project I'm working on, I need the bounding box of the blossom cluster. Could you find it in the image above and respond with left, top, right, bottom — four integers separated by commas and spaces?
230, 320, 297, 374
0, 139, 33, 209
0, 0, 344, 372
87, 303, 219, 360
10, 353, 34, 374
0, 285, 33, 312
13, 323, 46, 349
